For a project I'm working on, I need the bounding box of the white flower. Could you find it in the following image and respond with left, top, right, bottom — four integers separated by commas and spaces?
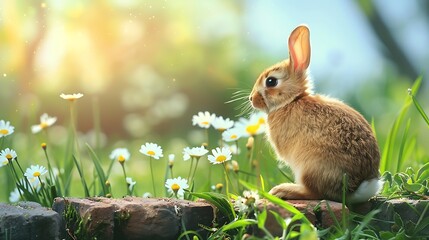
0, 120, 14, 137
182, 146, 208, 161
225, 144, 240, 155
212, 116, 234, 131
234, 196, 248, 212
31, 113, 57, 134
222, 128, 242, 142
208, 147, 232, 164
0, 148, 17, 163
24, 165, 48, 179
235, 112, 267, 137
126, 177, 136, 192
20, 177, 41, 192
143, 192, 152, 198
9, 188, 22, 203
165, 176, 189, 198
233, 190, 260, 213
192, 111, 215, 129
168, 154, 175, 166
140, 142, 163, 159
109, 148, 130, 163
60, 93, 84, 101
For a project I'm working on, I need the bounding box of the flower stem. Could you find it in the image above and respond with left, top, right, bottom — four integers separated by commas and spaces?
121, 163, 130, 195
187, 157, 194, 183
149, 157, 157, 197
190, 157, 201, 184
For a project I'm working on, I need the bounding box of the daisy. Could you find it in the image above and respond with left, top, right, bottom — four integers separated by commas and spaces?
139, 142, 163, 159
192, 111, 215, 129
211, 116, 234, 131
126, 177, 136, 192
182, 146, 208, 161
31, 113, 57, 134
0, 120, 14, 137
168, 154, 175, 167
109, 148, 131, 163
60, 93, 84, 101
24, 165, 48, 179
0, 148, 17, 167
208, 147, 232, 165
222, 128, 242, 142
165, 176, 189, 198
235, 114, 266, 137
9, 188, 23, 203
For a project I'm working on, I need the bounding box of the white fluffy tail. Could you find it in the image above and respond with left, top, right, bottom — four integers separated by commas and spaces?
348, 178, 383, 204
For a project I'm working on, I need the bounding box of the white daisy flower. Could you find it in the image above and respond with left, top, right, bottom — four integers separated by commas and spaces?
192, 111, 215, 129
140, 142, 163, 159
60, 93, 84, 101
222, 128, 242, 142
208, 147, 232, 164
142, 192, 152, 198
225, 144, 240, 155
24, 165, 48, 179
0, 120, 14, 137
0, 148, 17, 167
31, 113, 57, 134
109, 148, 130, 163
211, 116, 234, 131
168, 154, 175, 166
9, 188, 23, 203
182, 146, 208, 161
126, 177, 136, 192
235, 113, 266, 137
20, 177, 42, 192
165, 176, 189, 198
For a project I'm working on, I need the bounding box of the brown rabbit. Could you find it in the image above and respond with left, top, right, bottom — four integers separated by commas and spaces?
249, 25, 381, 203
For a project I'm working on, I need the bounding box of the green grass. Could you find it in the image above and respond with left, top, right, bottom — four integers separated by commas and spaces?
1, 77, 429, 239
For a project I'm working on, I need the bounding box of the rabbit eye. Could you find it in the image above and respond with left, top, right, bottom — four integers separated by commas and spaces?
265, 77, 278, 88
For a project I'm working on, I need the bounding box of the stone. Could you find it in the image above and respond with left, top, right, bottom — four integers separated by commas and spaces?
0, 201, 62, 240
255, 200, 348, 237
52, 197, 216, 240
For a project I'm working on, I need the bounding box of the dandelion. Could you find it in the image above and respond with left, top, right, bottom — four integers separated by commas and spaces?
182, 146, 208, 161
0, 120, 14, 137
9, 188, 23, 203
31, 113, 57, 134
165, 176, 189, 198
192, 111, 215, 129
126, 177, 136, 193
60, 93, 84, 101
222, 128, 242, 142
24, 165, 48, 179
212, 116, 234, 131
109, 148, 130, 164
140, 143, 163, 160
208, 147, 232, 165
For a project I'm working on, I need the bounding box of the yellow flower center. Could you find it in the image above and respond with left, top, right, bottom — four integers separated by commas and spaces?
6, 154, 12, 160
246, 124, 260, 135
171, 183, 180, 192
230, 134, 237, 139
258, 118, 265, 124
0, 129, 9, 135
117, 155, 126, 163
33, 171, 41, 177
201, 121, 209, 125
147, 150, 155, 156
216, 155, 227, 163
40, 122, 49, 129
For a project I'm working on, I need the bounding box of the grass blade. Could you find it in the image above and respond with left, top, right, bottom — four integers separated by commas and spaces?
72, 155, 90, 197
86, 143, 108, 196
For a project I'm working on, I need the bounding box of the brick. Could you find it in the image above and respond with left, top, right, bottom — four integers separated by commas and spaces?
0, 202, 62, 240
53, 197, 215, 240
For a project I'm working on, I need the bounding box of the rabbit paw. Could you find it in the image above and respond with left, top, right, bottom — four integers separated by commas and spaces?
269, 183, 318, 200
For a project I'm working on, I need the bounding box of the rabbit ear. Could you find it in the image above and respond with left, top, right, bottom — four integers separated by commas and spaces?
288, 25, 311, 72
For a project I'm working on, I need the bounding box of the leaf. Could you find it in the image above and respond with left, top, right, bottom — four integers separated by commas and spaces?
86, 143, 108, 195
269, 210, 287, 229
190, 192, 236, 222
221, 219, 257, 231
379, 231, 395, 240
72, 155, 90, 197
403, 182, 422, 193
257, 208, 267, 229
416, 162, 429, 183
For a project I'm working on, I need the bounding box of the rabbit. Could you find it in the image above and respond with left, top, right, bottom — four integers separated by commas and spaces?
249, 25, 382, 203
